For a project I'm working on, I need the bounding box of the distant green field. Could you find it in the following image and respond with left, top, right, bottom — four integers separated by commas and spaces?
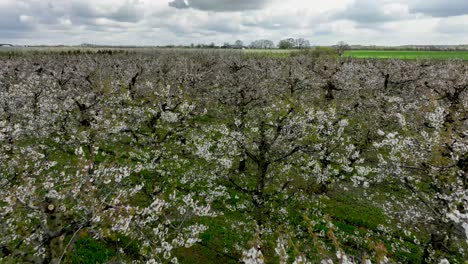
344, 50, 468, 60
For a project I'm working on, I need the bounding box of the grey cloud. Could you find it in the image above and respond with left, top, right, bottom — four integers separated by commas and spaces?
158, 15, 242, 36
0, 0, 147, 44
409, 0, 468, 17
339, 0, 468, 20
435, 17, 468, 34
108, 4, 142, 22
168, 0, 189, 9
314, 29, 333, 36
240, 10, 324, 31
70, 1, 143, 23
332, 0, 405, 24
1, 0, 468, 46
242, 15, 300, 30
70, 2, 100, 19
0, 0, 145, 33
0, 2, 36, 38
0, 14, 34, 31
168, 0, 269, 12
202, 22, 241, 33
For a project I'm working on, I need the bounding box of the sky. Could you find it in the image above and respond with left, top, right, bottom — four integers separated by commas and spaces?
0, 0, 467, 46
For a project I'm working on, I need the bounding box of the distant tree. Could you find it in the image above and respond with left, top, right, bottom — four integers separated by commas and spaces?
234, 40, 244, 47
278, 38, 295, 49
278, 38, 310, 49
249, 39, 274, 49
335, 41, 350, 56
295, 38, 310, 49
263, 40, 275, 49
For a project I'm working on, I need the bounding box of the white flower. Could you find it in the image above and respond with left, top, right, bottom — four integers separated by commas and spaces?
161, 111, 179, 123
220, 158, 233, 169
275, 237, 288, 264
339, 119, 349, 127
439, 258, 450, 264
336, 251, 354, 264
293, 255, 311, 264
395, 113, 406, 127
242, 247, 264, 264
426, 107, 446, 129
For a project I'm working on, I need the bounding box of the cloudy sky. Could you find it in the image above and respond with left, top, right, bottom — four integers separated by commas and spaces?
0, 0, 467, 46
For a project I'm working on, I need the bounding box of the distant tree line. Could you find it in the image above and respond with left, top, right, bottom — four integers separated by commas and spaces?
249, 39, 275, 49
175, 41, 468, 51
277, 38, 311, 49
349, 45, 468, 51
174, 38, 314, 50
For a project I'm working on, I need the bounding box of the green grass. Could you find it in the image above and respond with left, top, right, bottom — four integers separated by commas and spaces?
320, 184, 426, 263
70, 236, 116, 264
344, 50, 468, 60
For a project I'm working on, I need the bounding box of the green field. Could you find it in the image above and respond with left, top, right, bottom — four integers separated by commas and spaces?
344, 50, 468, 60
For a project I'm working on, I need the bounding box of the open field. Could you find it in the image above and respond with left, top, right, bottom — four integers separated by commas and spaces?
344, 50, 468, 60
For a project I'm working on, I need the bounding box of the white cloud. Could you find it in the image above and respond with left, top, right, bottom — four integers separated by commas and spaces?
0, 0, 467, 45
58, 17, 72, 27
383, 3, 410, 17
435, 15, 468, 35
19, 15, 34, 23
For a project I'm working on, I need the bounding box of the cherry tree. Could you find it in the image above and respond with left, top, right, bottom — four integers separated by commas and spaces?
1, 51, 466, 263
0, 54, 214, 263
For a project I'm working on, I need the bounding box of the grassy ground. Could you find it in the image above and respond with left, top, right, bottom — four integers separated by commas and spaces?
68, 183, 425, 263
344, 50, 468, 60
